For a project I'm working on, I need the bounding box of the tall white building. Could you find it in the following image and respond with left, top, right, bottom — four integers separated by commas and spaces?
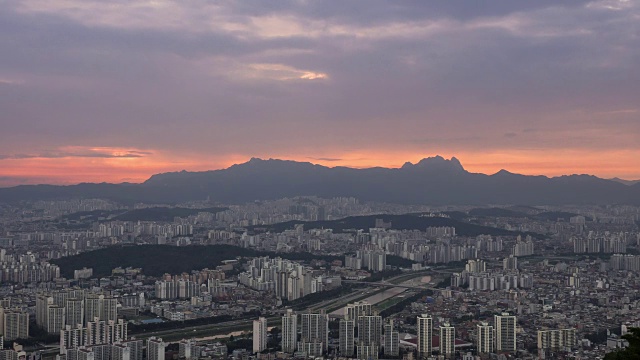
46, 306, 66, 334
417, 314, 432, 357
281, 310, 297, 353
111, 343, 131, 360
383, 321, 399, 357
345, 301, 372, 323
439, 322, 455, 356
300, 311, 328, 351
253, 317, 267, 353
339, 319, 355, 357
68, 347, 95, 360
66, 298, 85, 328
147, 337, 166, 360
121, 340, 143, 360
495, 313, 516, 352
356, 343, 379, 360
36, 294, 54, 328
85, 295, 118, 325
503, 255, 518, 270
4, 310, 29, 341
476, 322, 494, 354
178, 339, 202, 360
359, 315, 382, 347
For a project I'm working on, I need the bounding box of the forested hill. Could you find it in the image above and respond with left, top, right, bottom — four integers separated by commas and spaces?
51, 245, 342, 278
51, 244, 416, 278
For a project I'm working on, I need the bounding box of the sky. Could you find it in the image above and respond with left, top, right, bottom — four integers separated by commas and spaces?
1, 0, 639, 186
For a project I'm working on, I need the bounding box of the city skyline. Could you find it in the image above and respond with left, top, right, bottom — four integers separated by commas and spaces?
1, 1, 639, 186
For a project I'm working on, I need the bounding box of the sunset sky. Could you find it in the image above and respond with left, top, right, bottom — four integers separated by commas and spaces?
1, 0, 639, 186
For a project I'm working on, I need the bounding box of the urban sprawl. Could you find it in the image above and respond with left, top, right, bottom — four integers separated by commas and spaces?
0, 197, 639, 360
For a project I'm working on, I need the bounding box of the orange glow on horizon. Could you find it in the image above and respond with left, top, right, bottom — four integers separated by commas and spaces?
1, 148, 640, 187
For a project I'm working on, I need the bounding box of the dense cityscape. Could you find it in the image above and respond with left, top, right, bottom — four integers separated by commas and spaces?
0, 197, 639, 359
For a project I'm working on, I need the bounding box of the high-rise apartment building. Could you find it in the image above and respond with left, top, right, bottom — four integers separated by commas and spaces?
359, 315, 382, 347
36, 294, 54, 328
339, 319, 355, 357
147, 337, 166, 360
85, 295, 117, 325
111, 343, 131, 360
476, 322, 494, 354
417, 314, 433, 357
3, 310, 29, 341
537, 328, 577, 351
383, 321, 399, 357
300, 311, 328, 352
346, 301, 372, 323
281, 309, 297, 353
121, 339, 143, 360
66, 298, 85, 328
503, 255, 518, 270
439, 322, 455, 356
495, 313, 516, 352
253, 317, 267, 353
356, 344, 379, 360
46, 305, 66, 334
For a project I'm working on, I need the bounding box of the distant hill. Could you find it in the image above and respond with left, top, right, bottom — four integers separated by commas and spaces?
252, 214, 521, 237
610, 177, 640, 186
51, 245, 341, 278
2, 156, 639, 205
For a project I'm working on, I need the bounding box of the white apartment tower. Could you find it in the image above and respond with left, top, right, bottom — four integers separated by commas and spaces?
384, 321, 399, 357
495, 313, 517, 352
111, 343, 131, 360
253, 317, 268, 353
281, 309, 298, 353
476, 322, 494, 354
439, 322, 455, 356
359, 315, 383, 346
4, 310, 29, 341
66, 298, 85, 328
346, 301, 372, 324
147, 337, 166, 360
339, 319, 355, 357
417, 314, 433, 358
300, 311, 328, 351
47, 305, 66, 334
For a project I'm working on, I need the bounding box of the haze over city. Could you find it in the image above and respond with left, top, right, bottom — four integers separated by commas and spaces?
1, 0, 640, 186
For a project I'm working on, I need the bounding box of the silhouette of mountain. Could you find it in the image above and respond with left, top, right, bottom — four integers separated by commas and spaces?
610, 177, 640, 186
1, 156, 639, 205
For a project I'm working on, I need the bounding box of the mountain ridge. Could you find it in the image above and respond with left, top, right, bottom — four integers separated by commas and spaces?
1, 156, 639, 205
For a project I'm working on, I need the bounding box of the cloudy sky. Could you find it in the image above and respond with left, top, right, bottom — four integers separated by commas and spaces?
1, 0, 639, 186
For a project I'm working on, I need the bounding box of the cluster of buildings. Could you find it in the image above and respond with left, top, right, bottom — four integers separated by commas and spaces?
0, 249, 60, 283
451, 258, 534, 291
239, 257, 326, 301
1, 199, 640, 359
36, 290, 118, 334
344, 250, 386, 272
249, 306, 527, 359
572, 232, 630, 254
